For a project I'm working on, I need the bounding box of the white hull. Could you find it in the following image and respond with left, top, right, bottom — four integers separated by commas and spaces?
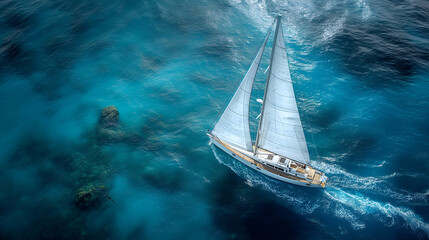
209, 134, 323, 188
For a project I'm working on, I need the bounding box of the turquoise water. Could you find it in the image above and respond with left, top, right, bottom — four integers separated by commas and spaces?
0, 0, 428, 239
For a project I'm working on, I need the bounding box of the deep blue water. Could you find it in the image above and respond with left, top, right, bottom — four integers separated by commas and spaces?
0, 0, 428, 239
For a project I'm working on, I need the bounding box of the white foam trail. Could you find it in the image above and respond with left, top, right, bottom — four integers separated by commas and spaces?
356, 0, 371, 20
334, 204, 366, 230
312, 161, 427, 203
228, 0, 272, 32
211, 145, 429, 237
321, 14, 346, 42
230, 0, 348, 46
326, 187, 429, 236
228, 0, 304, 42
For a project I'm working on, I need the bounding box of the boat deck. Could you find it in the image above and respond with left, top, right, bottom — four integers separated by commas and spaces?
211, 134, 326, 187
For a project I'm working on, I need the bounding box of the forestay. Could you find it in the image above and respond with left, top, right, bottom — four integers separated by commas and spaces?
256, 17, 310, 164
212, 30, 271, 151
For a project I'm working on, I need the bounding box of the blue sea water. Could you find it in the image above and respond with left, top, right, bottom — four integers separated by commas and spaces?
0, 0, 428, 239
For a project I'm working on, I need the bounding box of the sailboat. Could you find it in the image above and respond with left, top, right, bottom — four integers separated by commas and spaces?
208, 16, 327, 188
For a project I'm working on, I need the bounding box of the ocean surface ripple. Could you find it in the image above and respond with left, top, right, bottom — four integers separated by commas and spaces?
0, 0, 428, 239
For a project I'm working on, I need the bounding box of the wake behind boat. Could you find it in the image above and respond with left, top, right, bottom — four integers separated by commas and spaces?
208, 16, 327, 188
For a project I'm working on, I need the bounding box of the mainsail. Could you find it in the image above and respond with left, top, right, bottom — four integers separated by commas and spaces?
212, 29, 271, 151
255, 17, 311, 165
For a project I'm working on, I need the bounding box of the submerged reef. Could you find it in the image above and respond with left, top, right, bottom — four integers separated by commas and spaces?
75, 184, 103, 209
1, 105, 183, 238
94, 105, 148, 146
71, 106, 170, 210
72, 106, 127, 209
99, 105, 119, 127
96, 105, 127, 144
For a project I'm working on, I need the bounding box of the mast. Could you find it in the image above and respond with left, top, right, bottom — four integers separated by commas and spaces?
254, 16, 311, 165
254, 16, 281, 154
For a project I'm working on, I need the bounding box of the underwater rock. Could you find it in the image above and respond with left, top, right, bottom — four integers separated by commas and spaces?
95, 126, 145, 146
92, 106, 146, 145
75, 184, 102, 209
99, 105, 119, 127
96, 127, 128, 144
71, 147, 113, 187
96, 105, 133, 144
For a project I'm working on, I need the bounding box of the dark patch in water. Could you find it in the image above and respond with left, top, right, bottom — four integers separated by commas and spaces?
197, 37, 235, 58
335, 132, 377, 166
140, 55, 165, 73
210, 169, 247, 206
126, 226, 147, 240
241, 201, 331, 240
1, 40, 22, 61
325, 12, 429, 88
0, 136, 91, 239
0, 37, 37, 78
389, 169, 429, 194
208, 171, 255, 238
148, 86, 182, 104
310, 106, 341, 128
139, 162, 183, 190
207, 165, 331, 239
7, 137, 72, 172
25, 72, 71, 101
188, 72, 229, 90
139, 114, 173, 151
5, 12, 31, 29
189, 72, 215, 85
45, 36, 74, 57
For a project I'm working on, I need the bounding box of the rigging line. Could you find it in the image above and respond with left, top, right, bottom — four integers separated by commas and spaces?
303, 96, 320, 162
209, 18, 276, 131
264, 66, 270, 74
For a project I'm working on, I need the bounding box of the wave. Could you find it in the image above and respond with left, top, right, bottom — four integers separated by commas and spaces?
211, 144, 429, 237
228, 0, 272, 32
229, 0, 375, 47
356, 0, 371, 20
321, 14, 346, 42
334, 204, 366, 230
326, 187, 429, 235
313, 161, 428, 205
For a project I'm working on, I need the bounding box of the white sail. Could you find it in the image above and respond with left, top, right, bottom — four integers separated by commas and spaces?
256, 17, 310, 165
212, 30, 271, 151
